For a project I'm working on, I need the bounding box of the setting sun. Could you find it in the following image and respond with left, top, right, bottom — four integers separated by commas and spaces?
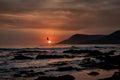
48, 40, 52, 44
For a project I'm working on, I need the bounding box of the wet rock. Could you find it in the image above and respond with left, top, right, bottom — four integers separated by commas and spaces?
49, 62, 68, 66
80, 53, 120, 70
14, 70, 45, 77
35, 75, 75, 80
19, 70, 34, 74
63, 49, 82, 54
81, 60, 119, 70
88, 71, 99, 76
56, 66, 80, 71
36, 55, 74, 59
10, 67, 19, 71
95, 55, 120, 70
88, 50, 103, 56
63, 49, 100, 53
14, 73, 22, 77
80, 58, 99, 68
104, 50, 115, 56
12, 54, 34, 60
25, 72, 45, 77
104, 55, 120, 65
63, 50, 115, 57
97, 62, 120, 70
0, 69, 9, 73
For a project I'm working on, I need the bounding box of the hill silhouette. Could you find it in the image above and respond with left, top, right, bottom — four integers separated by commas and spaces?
59, 30, 120, 44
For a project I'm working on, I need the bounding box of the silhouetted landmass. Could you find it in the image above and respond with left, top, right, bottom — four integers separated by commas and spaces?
59, 30, 120, 44
92, 30, 120, 44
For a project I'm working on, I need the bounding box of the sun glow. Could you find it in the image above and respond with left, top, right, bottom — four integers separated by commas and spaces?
48, 40, 52, 44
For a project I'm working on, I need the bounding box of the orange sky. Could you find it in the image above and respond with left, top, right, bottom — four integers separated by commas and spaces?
0, 0, 120, 48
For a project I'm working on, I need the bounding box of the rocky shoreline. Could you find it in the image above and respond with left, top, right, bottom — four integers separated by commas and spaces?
0, 46, 120, 80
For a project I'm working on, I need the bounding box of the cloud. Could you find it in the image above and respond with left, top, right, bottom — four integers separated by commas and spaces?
0, 0, 120, 31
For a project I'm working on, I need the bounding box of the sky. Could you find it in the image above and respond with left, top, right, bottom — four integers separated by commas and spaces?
0, 0, 120, 48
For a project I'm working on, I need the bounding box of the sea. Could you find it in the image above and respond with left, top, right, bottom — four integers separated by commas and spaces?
0, 44, 120, 80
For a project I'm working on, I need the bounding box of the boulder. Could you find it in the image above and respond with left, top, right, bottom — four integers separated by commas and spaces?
88, 71, 99, 76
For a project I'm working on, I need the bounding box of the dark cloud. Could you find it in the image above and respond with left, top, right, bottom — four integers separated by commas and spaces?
0, 0, 120, 31
0, 0, 49, 13
0, 0, 120, 13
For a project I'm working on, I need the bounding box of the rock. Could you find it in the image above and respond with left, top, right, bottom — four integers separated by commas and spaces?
95, 55, 120, 70
56, 66, 80, 71
80, 53, 120, 70
104, 50, 115, 56
35, 75, 75, 80
19, 70, 34, 74
0, 69, 9, 73
14, 73, 22, 77
14, 70, 45, 77
10, 67, 19, 71
49, 62, 68, 66
88, 71, 99, 76
36, 55, 74, 59
12, 55, 34, 60
63, 50, 103, 55
104, 55, 120, 65
87, 50, 103, 56
26, 72, 45, 77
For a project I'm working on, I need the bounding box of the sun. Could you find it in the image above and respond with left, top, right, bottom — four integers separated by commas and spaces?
48, 40, 52, 44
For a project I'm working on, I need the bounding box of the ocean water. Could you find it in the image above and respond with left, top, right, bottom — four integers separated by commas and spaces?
0, 44, 120, 80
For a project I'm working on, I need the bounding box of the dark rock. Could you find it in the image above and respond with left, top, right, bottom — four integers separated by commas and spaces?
56, 66, 80, 71
49, 62, 68, 66
96, 55, 120, 70
19, 70, 34, 74
88, 71, 99, 76
14, 73, 21, 77
63, 50, 103, 56
81, 58, 120, 70
35, 75, 75, 80
104, 55, 120, 65
14, 70, 45, 77
87, 50, 103, 56
104, 50, 115, 55
95, 62, 119, 70
12, 55, 34, 60
26, 72, 45, 77
36, 55, 74, 59
10, 67, 19, 71
0, 69, 9, 73
80, 53, 120, 70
